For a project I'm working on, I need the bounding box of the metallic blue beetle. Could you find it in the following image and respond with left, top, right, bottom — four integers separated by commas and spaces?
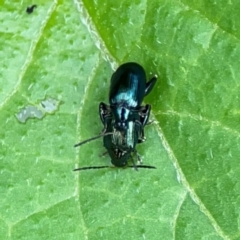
74, 62, 157, 171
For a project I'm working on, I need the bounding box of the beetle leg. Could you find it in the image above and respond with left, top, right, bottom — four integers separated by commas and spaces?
137, 134, 146, 143
101, 123, 107, 134
134, 120, 145, 143
99, 102, 111, 125
99, 151, 108, 158
138, 104, 151, 126
136, 152, 143, 164
130, 153, 138, 171
99, 102, 113, 134
145, 119, 158, 126
145, 75, 157, 96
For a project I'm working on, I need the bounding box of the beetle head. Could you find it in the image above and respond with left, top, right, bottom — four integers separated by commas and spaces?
110, 148, 130, 167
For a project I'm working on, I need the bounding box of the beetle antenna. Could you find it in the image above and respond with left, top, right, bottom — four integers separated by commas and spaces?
73, 166, 110, 171
130, 155, 138, 171
129, 165, 156, 169
74, 132, 113, 147
73, 165, 156, 171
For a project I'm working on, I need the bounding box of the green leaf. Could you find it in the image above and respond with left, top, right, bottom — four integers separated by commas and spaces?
0, 0, 239, 239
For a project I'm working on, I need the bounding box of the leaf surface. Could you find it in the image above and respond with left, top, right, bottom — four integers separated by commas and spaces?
0, 1, 239, 239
